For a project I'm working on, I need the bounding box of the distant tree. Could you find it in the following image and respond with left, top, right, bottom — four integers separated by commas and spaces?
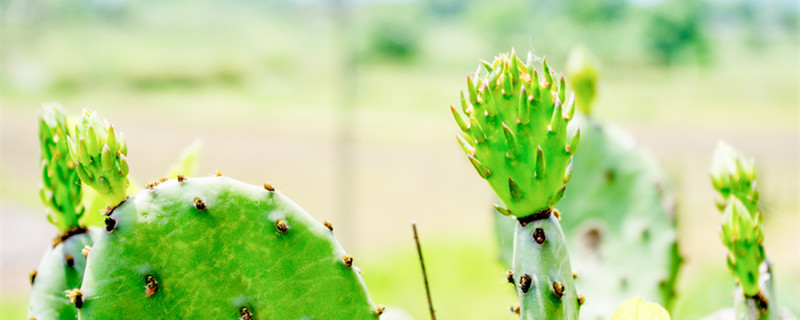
644, 0, 710, 66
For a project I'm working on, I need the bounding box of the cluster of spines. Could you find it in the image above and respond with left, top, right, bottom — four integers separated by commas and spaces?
67, 110, 130, 206
710, 142, 765, 298
39, 104, 84, 232
451, 50, 580, 217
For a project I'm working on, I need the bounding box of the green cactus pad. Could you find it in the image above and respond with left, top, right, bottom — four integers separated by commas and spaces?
511, 213, 579, 320
39, 104, 84, 231
494, 117, 680, 319
67, 110, 130, 206
77, 176, 379, 319
28, 230, 95, 320
452, 50, 580, 217
721, 197, 765, 297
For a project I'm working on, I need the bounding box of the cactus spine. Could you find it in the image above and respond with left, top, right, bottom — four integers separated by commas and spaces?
711, 142, 776, 320
28, 104, 97, 320
451, 49, 580, 319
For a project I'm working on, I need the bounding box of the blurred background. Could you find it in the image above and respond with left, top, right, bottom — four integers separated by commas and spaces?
1, 0, 797, 318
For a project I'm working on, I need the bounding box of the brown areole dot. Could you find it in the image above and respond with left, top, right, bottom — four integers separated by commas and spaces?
506, 270, 515, 284
519, 274, 532, 293
194, 197, 206, 211
65, 289, 83, 309
323, 220, 333, 231
343, 255, 354, 267
65, 253, 74, 267
375, 305, 385, 317
215, 170, 223, 177
577, 294, 585, 306
511, 304, 520, 314
177, 174, 186, 182
104, 217, 117, 232
82, 246, 91, 258
553, 281, 564, 299
572, 272, 577, 280
145, 275, 158, 298
533, 228, 546, 245
263, 183, 275, 192
29, 270, 37, 285
276, 219, 288, 233
239, 307, 253, 320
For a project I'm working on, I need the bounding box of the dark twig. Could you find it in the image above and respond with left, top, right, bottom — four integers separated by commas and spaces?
412, 221, 436, 320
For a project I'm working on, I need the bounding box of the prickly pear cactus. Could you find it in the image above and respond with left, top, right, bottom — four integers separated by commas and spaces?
29, 104, 97, 320
493, 47, 680, 320
77, 176, 381, 319
451, 50, 581, 320
711, 142, 776, 320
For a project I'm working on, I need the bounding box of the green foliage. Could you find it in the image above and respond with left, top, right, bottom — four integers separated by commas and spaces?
67, 110, 130, 206
367, 17, 421, 62
78, 176, 379, 319
39, 103, 84, 231
643, 0, 710, 65
451, 50, 579, 217
28, 231, 96, 320
610, 298, 671, 320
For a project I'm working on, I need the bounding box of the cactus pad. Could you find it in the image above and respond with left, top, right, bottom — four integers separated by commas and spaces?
39, 104, 84, 231
77, 176, 379, 319
451, 51, 580, 217
511, 213, 580, 320
28, 230, 95, 320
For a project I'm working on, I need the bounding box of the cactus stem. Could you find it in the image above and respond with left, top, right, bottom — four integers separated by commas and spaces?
343, 255, 354, 267
145, 275, 158, 298
519, 274, 532, 293
323, 220, 334, 231
104, 217, 117, 232
263, 183, 275, 192
276, 219, 288, 233
193, 197, 207, 211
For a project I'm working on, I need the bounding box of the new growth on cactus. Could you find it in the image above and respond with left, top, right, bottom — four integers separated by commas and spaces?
711, 142, 775, 320
28, 104, 98, 320
451, 49, 581, 320
67, 110, 130, 207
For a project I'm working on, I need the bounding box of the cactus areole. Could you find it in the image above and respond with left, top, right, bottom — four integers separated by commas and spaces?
77, 176, 379, 319
452, 50, 580, 320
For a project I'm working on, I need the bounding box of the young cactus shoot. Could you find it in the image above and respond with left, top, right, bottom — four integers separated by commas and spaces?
67, 110, 130, 206
39, 104, 85, 232
451, 50, 580, 218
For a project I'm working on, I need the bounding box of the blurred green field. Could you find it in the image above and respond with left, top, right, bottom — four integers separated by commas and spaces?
1, 0, 797, 319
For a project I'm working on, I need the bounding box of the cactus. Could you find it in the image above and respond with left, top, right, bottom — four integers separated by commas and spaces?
710, 142, 776, 320
62, 110, 380, 319
451, 49, 581, 319
493, 47, 680, 319
28, 104, 98, 320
